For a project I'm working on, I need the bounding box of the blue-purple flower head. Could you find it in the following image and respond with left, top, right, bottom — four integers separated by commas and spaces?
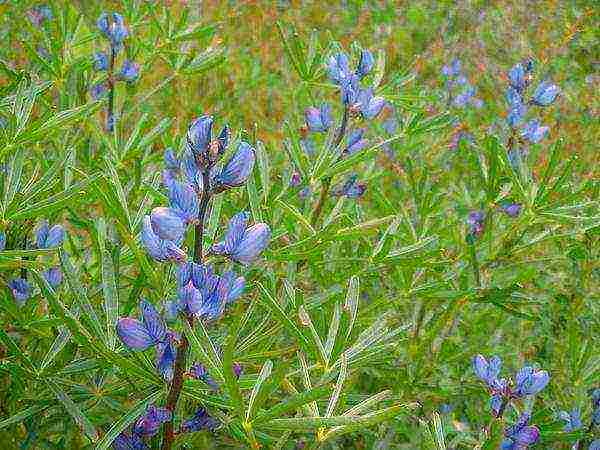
180, 408, 218, 433
117, 300, 167, 351
149, 207, 188, 242
91, 82, 107, 100
473, 355, 503, 388
0, 231, 5, 251
558, 408, 582, 432
501, 413, 539, 449
356, 49, 375, 79
341, 74, 360, 106
212, 142, 255, 193
521, 119, 549, 143
442, 58, 461, 77
592, 388, 600, 425
355, 88, 385, 119
133, 405, 171, 437
187, 115, 213, 159
467, 210, 485, 237
163, 172, 199, 224
327, 52, 351, 85
590, 440, 600, 450
513, 365, 550, 397
175, 262, 245, 320
28, 5, 53, 27
119, 60, 140, 82
42, 267, 62, 289
36, 220, 65, 249
8, 278, 32, 306
506, 91, 527, 128
189, 362, 219, 390
211, 212, 271, 265
304, 103, 332, 133
141, 216, 187, 264
97, 12, 129, 51
508, 62, 533, 93
501, 202, 522, 218
532, 81, 560, 106
344, 128, 368, 156
93, 52, 109, 71
332, 174, 366, 199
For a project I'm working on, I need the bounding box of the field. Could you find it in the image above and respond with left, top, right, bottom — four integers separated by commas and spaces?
0, 1, 598, 449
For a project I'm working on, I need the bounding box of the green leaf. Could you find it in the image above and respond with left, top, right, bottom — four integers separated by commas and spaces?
246, 360, 273, 421
0, 404, 49, 430
0, 328, 36, 374
253, 385, 331, 425
184, 320, 223, 382
97, 219, 119, 349
222, 333, 245, 418
48, 380, 99, 442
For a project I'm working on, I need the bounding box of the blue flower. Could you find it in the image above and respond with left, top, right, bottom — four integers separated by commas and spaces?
8, 278, 32, 306
356, 49, 375, 79
91, 82, 108, 100
180, 408, 218, 433
304, 103, 332, 132
500, 202, 522, 218
590, 440, 600, 450
532, 81, 559, 106
521, 119, 549, 143
36, 220, 65, 249
513, 365, 550, 397
591, 388, 600, 425
187, 115, 213, 160
42, 267, 62, 289
119, 60, 140, 82
212, 142, 255, 192
97, 12, 129, 51
327, 52, 351, 85
141, 216, 187, 264
28, 5, 53, 27
164, 148, 180, 173
211, 212, 271, 265
112, 431, 146, 450
188, 363, 219, 390
341, 74, 360, 105
344, 129, 368, 155
163, 172, 199, 224
508, 63, 526, 92
501, 413, 539, 449
93, 52, 109, 71
507, 99, 527, 128
149, 207, 188, 242
331, 174, 366, 198
442, 58, 461, 77
175, 262, 245, 319
0, 231, 5, 251
558, 408, 582, 432
473, 355, 502, 388
467, 211, 485, 236
356, 88, 385, 119
155, 333, 177, 381
132, 405, 171, 437
117, 300, 167, 351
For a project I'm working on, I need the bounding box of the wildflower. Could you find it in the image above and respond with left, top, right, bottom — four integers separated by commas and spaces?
175, 263, 245, 319
8, 278, 32, 306
513, 366, 550, 397
116, 300, 167, 351
233, 362, 243, 378
591, 440, 600, 450
500, 202, 522, 218
591, 388, 600, 425
532, 81, 560, 106
163, 172, 199, 224
473, 355, 502, 388
344, 129, 368, 155
118, 60, 140, 82
97, 12, 129, 51
331, 174, 366, 198
356, 49, 375, 79
507, 100, 527, 128
164, 148, 180, 173
467, 211, 485, 236
91, 82, 107, 100
42, 267, 62, 289
149, 207, 188, 242
36, 220, 65, 249
189, 363, 219, 389
521, 119, 549, 143
212, 142, 256, 192
211, 212, 271, 265
304, 103, 332, 132
187, 115, 213, 159
501, 413, 539, 449
442, 58, 461, 77
453, 86, 482, 108
290, 171, 302, 187
0, 231, 5, 251
112, 432, 145, 450
156, 332, 177, 380
28, 5, 52, 27
341, 74, 360, 106
180, 408, 218, 433
558, 408, 582, 432
356, 88, 385, 119
508, 63, 526, 92
327, 52, 351, 85
93, 52, 109, 71
132, 405, 171, 437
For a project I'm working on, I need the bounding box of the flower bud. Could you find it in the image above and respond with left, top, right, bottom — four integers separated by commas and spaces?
150, 207, 187, 242
304, 103, 332, 132
532, 81, 559, 106
212, 142, 255, 192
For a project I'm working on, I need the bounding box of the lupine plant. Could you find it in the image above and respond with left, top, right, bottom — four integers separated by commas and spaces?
0, 1, 598, 449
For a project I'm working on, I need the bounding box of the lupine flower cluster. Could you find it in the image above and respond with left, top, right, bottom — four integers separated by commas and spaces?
116, 115, 270, 444
505, 60, 559, 159
91, 12, 139, 131
6, 220, 65, 306
441, 58, 483, 109
27, 5, 52, 27
557, 389, 600, 449
113, 405, 171, 450
291, 48, 389, 200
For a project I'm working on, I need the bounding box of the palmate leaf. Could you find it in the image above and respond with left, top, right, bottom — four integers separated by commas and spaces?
47, 380, 99, 443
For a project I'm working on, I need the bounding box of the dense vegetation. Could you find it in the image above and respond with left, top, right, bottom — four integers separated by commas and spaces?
0, 1, 598, 449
